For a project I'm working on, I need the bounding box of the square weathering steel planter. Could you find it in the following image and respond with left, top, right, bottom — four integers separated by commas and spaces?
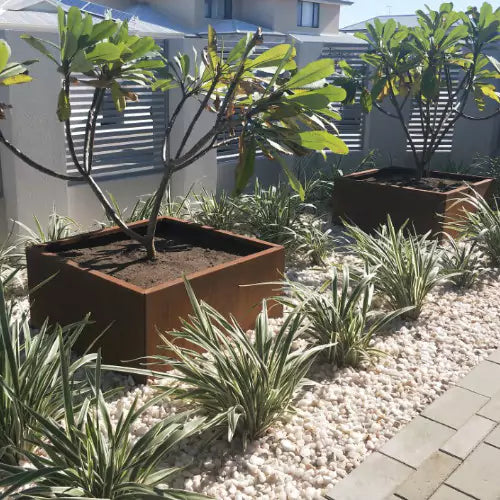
26, 217, 285, 369
332, 167, 496, 236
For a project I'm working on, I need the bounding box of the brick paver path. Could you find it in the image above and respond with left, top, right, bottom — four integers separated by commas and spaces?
326, 348, 500, 500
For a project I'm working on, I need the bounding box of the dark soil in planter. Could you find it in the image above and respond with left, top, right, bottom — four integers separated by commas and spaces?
59, 235, 241, 288
363, 170, 465, 192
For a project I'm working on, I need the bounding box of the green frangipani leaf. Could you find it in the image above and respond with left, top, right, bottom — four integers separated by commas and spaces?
20, 35, 58, 65
286, 86, 346, 109
56, 89, 71, 121
89, 19, 118, 43
0, 40, 11, 73
293, 130, 349, 155
360, 88, 373, 112
234, 134, 256, 196
86, 41, 124, 63
275, 155, 305, 200
421, 67, 440, 100
284, 58, 335, 89
246, 44, 296, 70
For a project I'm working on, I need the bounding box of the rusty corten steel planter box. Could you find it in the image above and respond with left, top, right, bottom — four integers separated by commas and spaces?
332, 167, 496, 236
26, 217, 285, 370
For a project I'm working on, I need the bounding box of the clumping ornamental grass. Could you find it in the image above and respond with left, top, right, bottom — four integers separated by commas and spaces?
281, 266, 411, 367
440, 234, 485, 289
0, 351, 210, 499
237, 181, 311, 248
155, 279, 327, 447
0, 280, 96, 465
452, 192, 500, 266
17, 209, 79, 246
284, 216, 333, 266
190, 189, 239, 231
346, 217, 444, 320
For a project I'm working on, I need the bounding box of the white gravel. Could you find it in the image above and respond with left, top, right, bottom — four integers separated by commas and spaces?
102, 249, 500, 500
10, 240, 500, 499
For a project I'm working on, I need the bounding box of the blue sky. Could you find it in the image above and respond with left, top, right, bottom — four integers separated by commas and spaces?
340, 0, 482, 28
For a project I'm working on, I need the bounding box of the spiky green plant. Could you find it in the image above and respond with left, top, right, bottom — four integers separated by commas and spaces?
281, 267, 411, 367
17, 209, 79, 245
285, 217, 333, 266
452, 192, 500, 266
0, 350, 210, 499
105, 188, 191, 226
441, 235, 485, 289
0, 232, 24, 291
238, 181, 311, 247
346, 217, 445, 320
154, 279, 326, 446
0, 282, 96, 465
190, 189, 239, 231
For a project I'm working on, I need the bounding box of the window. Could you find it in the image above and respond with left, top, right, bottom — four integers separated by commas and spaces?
205, 0, 212, 18
224, 0, 232, 19
205, 0, 232, 19
297, 1, 319, 28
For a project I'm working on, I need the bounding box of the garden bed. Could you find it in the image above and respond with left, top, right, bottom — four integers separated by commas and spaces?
92, 243, 500, 499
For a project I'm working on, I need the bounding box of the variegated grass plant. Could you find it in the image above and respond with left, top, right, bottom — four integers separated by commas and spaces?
284, 216, 333, 266
0, 351, 210, 499
104, 187, 192, 226
346, 217, 445, 320
190, 189, 240, 231
280, 266, 411, 367
0, 281, 96, 465
451, 191, 500, 266
154, 279, 327, 447
237, 181, 312, 248
441, 234, 485, 289
16, 209, 79, 246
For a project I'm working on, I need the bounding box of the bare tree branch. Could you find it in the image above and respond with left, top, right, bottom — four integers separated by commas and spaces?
0, 129, 83, 182
175, 71, 221, 159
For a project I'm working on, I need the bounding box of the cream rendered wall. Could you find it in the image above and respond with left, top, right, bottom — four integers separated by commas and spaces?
237, 0, 340, 34
0, 29, 68, 240
236, 0, 277, 30
147, 0, 203, 30
274, 0, 340, 34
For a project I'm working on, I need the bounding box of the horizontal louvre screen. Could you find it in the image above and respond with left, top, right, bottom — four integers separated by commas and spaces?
215, 33, 287, 161
322, 45, 366, 152
406, 71, 460, 153
66, 41, 168, 178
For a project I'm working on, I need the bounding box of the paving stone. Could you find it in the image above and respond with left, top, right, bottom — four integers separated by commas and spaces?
487, 348, 500, 365
441, 415, 496, 459
456, 361, 500, 397
446, 443, 500, 499
484, 424, 500, 448
325, 452, 413, 500
395, 451, 460, 500
422, 386, 488, 429
429, 485, 475, 499
381, 417, 455, 468
477, 390, 500, 422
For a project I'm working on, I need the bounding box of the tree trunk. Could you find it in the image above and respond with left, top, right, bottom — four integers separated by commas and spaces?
145, 237, 157, 261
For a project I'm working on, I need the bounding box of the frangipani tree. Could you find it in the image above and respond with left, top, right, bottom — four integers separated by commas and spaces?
343, 2, 500, 181
0, 7, 349, 259
0, 39, 36, 118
